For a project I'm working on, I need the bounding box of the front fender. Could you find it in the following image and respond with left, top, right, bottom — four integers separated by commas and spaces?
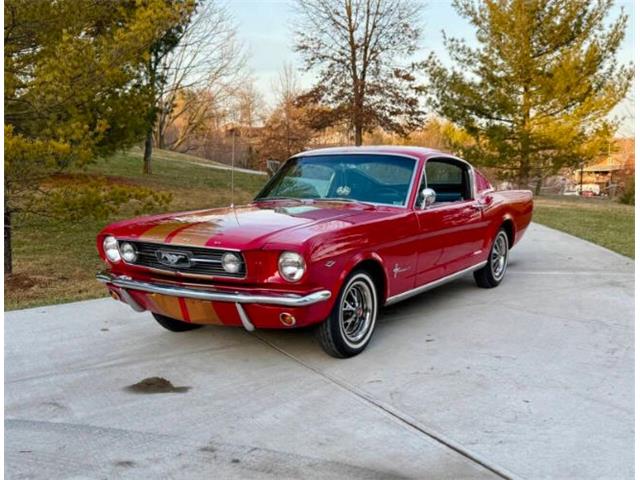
334, 251, 389, 300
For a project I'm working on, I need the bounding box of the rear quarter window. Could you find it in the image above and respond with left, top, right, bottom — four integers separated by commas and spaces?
475, 170, 493, 192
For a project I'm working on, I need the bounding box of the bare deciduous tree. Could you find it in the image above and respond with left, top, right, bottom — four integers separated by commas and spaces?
294, 0, 425, 145
153, 0, 247, 154
265, 64, 313, 159
233, 79, 265, 131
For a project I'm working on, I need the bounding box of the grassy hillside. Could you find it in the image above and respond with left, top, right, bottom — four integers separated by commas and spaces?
533, 196, 634, 258
6, 148, 266, 310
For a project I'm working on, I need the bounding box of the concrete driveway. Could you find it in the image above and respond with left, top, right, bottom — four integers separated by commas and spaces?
5, 224, 634, 479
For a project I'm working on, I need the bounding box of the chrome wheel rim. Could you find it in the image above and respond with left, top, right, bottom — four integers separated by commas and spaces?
491, 232, 508, 280
339, 279, 374, 345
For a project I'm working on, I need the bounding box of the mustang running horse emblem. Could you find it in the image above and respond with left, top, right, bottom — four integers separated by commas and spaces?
156, 250, 191, 268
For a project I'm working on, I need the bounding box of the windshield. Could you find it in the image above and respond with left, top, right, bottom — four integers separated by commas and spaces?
255, 154, 417, 206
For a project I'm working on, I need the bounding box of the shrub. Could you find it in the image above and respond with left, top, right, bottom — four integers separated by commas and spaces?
619, 175, 635, 205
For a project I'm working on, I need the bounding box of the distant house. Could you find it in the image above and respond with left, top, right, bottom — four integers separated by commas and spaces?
574, 138, 635, 196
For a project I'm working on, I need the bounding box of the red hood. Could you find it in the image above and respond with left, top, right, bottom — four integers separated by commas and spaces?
101, 201, 388, 250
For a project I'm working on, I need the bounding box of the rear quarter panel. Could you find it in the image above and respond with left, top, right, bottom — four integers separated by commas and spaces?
482, 190, 534, 247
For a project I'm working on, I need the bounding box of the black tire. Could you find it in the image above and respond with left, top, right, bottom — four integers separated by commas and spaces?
474, 228, 509, 288
152, 313, 203, 332
315, 270, 379, 358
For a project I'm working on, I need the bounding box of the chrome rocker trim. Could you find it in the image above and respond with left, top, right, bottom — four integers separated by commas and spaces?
97, 272, 332, 307
385, 261, 487, 306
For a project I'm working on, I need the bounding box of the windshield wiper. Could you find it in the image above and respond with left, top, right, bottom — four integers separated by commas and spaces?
255, 196, 304, 202
321, 197, 356, 202
316, 197, 376, 207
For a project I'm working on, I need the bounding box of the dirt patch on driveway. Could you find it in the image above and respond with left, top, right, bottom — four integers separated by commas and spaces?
125, 377, 190, 394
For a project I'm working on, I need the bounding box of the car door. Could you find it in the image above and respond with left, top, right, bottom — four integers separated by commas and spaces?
413, 157, 487, 286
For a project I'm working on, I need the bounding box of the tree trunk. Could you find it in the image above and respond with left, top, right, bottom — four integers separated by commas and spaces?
157, 130, 165, 150
143, 128, 153, 175
518, 165, 529, 190
353, 88, 364, 146
5, 208, 12, 275
156, 111, 166, 150
517, 148, 532, 189
535, 176, 543, 195
354, 123, 363, 146
519, 85, 531, 190
145, 53, 158, 173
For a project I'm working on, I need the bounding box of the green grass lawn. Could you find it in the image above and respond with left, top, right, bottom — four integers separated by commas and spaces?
6, 148, 266, 310
533, 195, 634, 258
5, 153, 635, 310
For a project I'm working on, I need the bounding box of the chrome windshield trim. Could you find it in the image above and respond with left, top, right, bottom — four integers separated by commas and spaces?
294, 151, 422, 160
97, 272, 332, 307
254, 153, 419, 209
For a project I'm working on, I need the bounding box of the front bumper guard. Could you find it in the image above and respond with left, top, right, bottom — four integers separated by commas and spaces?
96, 272, 332, 332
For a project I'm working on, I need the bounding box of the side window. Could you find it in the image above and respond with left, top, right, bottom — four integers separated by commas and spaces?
426, 159, 472, 203
475, 170, 493, 194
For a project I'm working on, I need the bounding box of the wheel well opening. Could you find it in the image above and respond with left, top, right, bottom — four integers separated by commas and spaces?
501, 220, 515, 248
354, 259, 387, 303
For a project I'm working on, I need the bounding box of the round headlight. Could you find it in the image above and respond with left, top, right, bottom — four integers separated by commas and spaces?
103, 236, 121, 263
221, 252, 242, 274
278, 251, 306, 282
119, 242, 137, 263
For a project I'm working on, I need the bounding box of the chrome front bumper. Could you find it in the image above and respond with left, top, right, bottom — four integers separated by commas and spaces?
97, 272, 332, 331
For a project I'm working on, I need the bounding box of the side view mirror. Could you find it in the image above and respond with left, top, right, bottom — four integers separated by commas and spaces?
419, 188, 437, 209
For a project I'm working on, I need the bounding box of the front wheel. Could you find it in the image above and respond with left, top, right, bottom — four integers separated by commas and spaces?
474, 228, 509, 288
315, 271, 379, 358
152, 313, 203, 332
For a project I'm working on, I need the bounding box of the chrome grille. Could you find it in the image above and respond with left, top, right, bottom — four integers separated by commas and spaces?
122, 241, 246, 278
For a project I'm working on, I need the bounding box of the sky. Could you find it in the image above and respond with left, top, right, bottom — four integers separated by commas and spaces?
226, 0, 635, 134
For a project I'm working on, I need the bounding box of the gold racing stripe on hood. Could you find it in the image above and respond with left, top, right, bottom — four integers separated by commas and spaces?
165, 222, 217, 247
138, 222, 188, 244
137, 220, 215, 247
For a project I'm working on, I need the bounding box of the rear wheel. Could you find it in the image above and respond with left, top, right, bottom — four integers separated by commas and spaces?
315, 271, 378, 358
474, 228, 509, 288
152, 313, 203, 332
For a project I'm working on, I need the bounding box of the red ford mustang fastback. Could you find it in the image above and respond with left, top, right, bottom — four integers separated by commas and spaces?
97, 146, 533, 357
